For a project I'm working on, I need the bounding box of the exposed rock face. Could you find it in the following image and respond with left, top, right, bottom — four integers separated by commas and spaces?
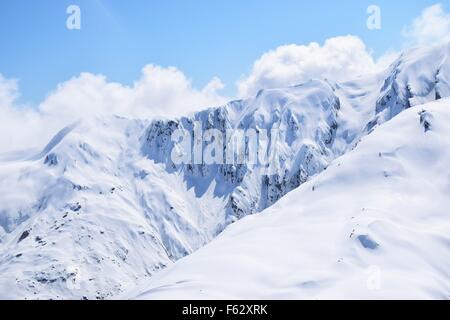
142, 42, 450, 224
142, 80, 342, 224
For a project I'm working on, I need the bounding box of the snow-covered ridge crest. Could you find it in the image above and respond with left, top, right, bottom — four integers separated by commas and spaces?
142, 42, 450, 223
142, 79, 341, 223
0, 41, 449, 299
367, 41, 450, 131
133, 97, 450, 299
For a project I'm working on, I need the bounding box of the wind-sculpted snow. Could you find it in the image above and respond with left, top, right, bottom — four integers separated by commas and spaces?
0, 42, 449, 299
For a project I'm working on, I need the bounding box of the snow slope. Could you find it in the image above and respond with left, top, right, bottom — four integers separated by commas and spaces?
0, 117, 227, 299
133, 98, 450, 300
0, 42, 448, 299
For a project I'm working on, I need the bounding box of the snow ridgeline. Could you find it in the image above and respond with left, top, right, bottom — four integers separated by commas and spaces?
0, 42, 449, 299
134, 98, 450, 299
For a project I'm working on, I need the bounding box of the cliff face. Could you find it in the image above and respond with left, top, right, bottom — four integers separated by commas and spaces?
142, 79, 341, 225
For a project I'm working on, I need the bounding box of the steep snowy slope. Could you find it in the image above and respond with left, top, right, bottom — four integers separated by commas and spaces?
0, 117, 227, 299
0, 42, 448, 299
143, 79, 343, 227
133, 98, 450, 300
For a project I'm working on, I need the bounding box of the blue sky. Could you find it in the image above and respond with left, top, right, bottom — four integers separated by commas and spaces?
0, 0, 446, 104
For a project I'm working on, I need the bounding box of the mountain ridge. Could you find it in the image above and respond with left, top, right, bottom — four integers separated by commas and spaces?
0, 41, 449, 299
131, 97, 450, 299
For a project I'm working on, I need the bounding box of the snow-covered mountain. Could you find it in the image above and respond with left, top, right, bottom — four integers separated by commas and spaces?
0, 42, 449, 299
132, 98, 450, 299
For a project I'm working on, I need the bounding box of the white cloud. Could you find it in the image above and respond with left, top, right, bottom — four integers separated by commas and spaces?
0, 75, 45, 153
237, 3, 450, 99
2, 4, 448, 153
0, 66, 227, 153
0, 36, 405, 153
41, 65, 227, 120
0, 75, 18, 107
237, 35, 382, 97
402, 4, 450, 46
